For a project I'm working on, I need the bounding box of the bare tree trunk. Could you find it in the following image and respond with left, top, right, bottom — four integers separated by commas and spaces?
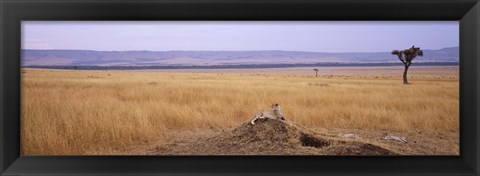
315, 72, 318, 77
403, 64, 410, 84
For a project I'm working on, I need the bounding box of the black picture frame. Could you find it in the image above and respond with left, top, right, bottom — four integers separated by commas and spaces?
1, 0, 479, 175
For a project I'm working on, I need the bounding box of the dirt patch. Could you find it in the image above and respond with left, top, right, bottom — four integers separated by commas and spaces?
229, 119, 297, 142
148, 119, 398, 155
325, 142, 397, 156
299, 133, 330, 148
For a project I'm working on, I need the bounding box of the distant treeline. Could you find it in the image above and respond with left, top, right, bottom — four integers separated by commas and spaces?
23, 62, 459, 70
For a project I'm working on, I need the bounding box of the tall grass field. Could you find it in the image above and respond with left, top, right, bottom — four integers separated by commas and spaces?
21, 67, 459, 155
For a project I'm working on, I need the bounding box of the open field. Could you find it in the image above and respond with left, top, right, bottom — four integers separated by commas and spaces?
138, 66, 459, 75
21, 66, 459, 155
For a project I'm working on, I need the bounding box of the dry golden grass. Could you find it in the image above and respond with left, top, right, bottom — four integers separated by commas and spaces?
21, 67, 459, 155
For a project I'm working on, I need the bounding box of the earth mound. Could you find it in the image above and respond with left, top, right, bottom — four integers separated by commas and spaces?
151, 118, 398, 155
202, 119, 397, 155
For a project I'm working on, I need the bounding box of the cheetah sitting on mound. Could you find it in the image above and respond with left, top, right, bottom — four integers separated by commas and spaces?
250, 103, 286, 125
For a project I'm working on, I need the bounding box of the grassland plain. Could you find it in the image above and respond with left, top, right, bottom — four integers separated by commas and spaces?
21, 66, 459, 155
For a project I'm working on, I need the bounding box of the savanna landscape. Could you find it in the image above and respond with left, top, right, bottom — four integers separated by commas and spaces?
21, 66, 459, 155
21, 21, 459, 156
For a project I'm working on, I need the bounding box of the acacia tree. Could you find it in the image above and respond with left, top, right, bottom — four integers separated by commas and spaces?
391, 45, 423, 84
313, 68, 319, 77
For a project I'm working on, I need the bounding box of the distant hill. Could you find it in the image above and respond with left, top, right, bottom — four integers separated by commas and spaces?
22, 47, 459, 67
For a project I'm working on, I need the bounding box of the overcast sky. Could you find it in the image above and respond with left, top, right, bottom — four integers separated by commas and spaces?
22, 21, 459, 52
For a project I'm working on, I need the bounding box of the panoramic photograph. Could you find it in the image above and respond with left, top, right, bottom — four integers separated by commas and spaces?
21, 21, 459, 155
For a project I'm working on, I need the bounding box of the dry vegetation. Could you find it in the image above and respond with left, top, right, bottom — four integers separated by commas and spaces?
21, 67, 459, 155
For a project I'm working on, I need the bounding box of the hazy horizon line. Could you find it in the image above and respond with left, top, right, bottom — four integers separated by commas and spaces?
22, 46, 459, 53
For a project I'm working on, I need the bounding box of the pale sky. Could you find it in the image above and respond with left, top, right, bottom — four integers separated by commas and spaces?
22, 21, 459, 52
